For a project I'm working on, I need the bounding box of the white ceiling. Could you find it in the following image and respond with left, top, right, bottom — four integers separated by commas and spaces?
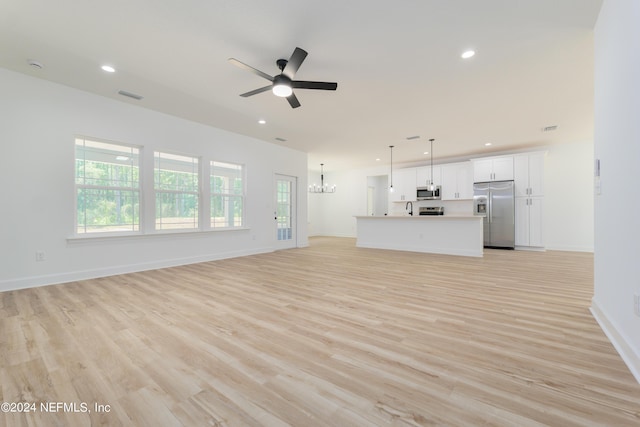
0, 0, 602, 172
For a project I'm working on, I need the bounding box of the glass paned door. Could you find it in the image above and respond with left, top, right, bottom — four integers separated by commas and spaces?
275, 175, 296, 249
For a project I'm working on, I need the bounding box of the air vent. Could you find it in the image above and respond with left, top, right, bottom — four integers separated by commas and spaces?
406, 135, 420, 140
117, 90, 143, 100
27, 59, 44, 69
542, 125, 558, 132
275, 137, 287, 142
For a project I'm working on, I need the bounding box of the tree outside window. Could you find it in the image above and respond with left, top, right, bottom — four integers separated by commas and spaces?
155, 152, 199, 230
75, 138, 140, 234
211, 161, 244, 228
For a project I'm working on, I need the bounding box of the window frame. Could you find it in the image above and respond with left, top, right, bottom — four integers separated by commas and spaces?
153, 150, 201, 231
74, 136, 142, 236
210, 160, 246, 229
71, 137, 252, 241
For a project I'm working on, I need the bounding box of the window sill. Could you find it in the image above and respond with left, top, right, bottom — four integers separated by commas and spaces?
67, 227, 251, 243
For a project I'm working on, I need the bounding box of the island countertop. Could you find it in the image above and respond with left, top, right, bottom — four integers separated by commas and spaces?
354, 215, 480, 219
354, 215, 483, 257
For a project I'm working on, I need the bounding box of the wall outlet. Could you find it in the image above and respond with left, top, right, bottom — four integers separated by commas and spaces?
634, 294, 640, 317
35, 251, 46, 262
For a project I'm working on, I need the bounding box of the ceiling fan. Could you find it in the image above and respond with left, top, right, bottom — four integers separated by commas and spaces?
228, 47, 337, 108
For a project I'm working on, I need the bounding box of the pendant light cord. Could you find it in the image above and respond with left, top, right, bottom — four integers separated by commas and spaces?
389, 145, 394, 190
429, 138, 435, 189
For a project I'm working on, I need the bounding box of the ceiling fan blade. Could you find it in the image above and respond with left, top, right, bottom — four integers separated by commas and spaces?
283, 47, 308, 79
287, 92, 301, 108
228, 58, 273, 81
240, 85, 272, 97
292, 81, 338, 91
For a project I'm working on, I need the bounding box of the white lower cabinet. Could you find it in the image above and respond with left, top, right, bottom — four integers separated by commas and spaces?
515, 197, 543, 247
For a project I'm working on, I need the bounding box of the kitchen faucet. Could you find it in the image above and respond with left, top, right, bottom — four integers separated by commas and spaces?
405, 201, 413, 216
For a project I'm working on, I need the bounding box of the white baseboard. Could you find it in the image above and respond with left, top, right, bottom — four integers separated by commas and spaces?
590, 298, 640, 384
0, 246, 274, 293
310, 233, 356, 238
545, 244, 594, 252
515, 246, 546, 252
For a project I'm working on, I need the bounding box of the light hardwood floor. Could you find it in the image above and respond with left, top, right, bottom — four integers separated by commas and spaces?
1, 237, 639, 426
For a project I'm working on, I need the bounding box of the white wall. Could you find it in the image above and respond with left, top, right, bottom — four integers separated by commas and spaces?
544, 141, 594, 252
0, 68, 308, 291
592, 0, 640, 382
308, 167, 376, 237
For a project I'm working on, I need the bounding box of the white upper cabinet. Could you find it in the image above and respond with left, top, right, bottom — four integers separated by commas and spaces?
514, 152, 545, 197
441, 162, 473, 200
416, 166, 442, 187
472, 156, 514, 182
390, 168, 417, 202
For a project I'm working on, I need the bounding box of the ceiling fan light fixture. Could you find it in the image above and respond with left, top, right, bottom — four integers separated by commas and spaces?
230, 47, 336, 108
272, 83, 292, 97
272, 75, 293, 97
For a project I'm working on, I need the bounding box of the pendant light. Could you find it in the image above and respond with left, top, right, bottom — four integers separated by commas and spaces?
428, 138, 435, 191
389, 145, 395, 192
308, 163, 336, 193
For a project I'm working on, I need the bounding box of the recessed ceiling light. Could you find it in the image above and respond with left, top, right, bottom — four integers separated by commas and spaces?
461, 50, 475, 59
484, 142, 492, 146
423, 151, 429, 155
101, 65, 116, 73
258, 119, 266, 124
376, 158, 381, 162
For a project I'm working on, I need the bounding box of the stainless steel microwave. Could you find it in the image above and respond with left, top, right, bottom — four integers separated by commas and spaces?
416, 186, 441, 200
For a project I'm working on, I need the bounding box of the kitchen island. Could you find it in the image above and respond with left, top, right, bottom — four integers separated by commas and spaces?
354, 215, 483, 257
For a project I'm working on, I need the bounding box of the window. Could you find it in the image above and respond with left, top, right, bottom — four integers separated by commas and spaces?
211, 161, 244, 228
75, 137, 140, 234
155, 152, 199, 230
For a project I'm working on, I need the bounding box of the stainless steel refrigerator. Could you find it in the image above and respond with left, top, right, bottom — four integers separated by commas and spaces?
473, 180, 515, 248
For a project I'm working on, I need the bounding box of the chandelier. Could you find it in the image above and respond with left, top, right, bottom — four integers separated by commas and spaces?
309, 163, 336, 193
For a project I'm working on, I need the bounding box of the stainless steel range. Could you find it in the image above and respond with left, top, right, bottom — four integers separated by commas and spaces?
419, 206, 444, 216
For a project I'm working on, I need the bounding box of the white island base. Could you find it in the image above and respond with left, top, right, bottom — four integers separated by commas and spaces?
355, 215, 484, 257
